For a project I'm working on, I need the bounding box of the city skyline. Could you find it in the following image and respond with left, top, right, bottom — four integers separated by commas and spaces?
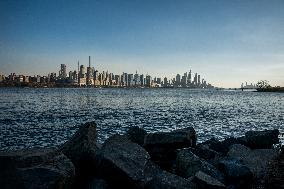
0, 55, 214, 89
1, 0, 284, 88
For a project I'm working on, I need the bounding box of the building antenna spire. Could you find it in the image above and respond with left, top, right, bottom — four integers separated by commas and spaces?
77, 61, 79, 73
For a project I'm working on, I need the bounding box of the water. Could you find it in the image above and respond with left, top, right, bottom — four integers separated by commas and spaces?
0, 88, 283, 151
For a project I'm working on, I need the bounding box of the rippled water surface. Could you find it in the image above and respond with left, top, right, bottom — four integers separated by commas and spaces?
0, 88, 283, 150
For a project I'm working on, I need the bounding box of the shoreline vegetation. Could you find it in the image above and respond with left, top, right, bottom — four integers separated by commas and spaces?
255, 80, 284, 93
256, 87, 284, 93
0, 122, 283, 189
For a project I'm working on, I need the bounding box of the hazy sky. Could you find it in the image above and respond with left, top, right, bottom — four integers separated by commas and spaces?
0, 0, 283, 87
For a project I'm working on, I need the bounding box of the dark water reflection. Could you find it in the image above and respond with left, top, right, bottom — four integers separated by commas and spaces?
0, 88, 283, 151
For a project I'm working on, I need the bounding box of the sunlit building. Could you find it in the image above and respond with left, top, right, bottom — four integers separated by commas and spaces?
59, 64, 67, 79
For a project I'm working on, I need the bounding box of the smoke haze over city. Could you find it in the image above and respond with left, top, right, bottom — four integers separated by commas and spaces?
1, 0, 284, 88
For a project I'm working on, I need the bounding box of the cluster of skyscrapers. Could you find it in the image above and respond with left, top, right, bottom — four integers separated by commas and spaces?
0, 56, 214, 88
57, 56, 213, 88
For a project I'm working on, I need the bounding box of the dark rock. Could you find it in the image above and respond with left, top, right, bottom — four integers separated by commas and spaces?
144, 171, 197, 189
200, 137, 248, 155
61, 121, 99, 176
218, 160, 253, 189
193, 171, 225, 189
227, 144, 251, 157
0, 148, 75, 189
200, 138, 220, 147
144, 127, 196, 147
96, 134, 196, 189
264, 150, 284, 189
187, 145, 222, 166
228, 144, 278, 179
245, 129, 279, 149
96, 134, 151, 188
144, 161, 198, 189
83, 178, 110, 189
126, 126, 147, 146
176, 149, 224, 183
144, 127, 196, 171
187, 146, 219, 161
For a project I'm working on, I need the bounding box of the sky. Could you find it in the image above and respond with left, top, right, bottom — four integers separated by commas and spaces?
0, 0, 283, 88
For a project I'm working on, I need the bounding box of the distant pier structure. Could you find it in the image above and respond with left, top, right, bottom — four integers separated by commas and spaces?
241, 82, 257, 91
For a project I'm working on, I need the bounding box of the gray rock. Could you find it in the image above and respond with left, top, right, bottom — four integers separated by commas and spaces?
245, 129, 279, 149
144, 127, 196, 147
227, 144, 251, 157
144, 161, 198, 189
96, 134, 151, 188
193, 171, 226, 189
200, 137, 248, 155
218, 160, 253, 188
176, 149, 224, 183
144, 127, 196, 171
96, 134, 197, 189
187, 146, 219, 161
264, 150, 284, 189
126, 126, 147, 146
228, 144, 279, 179
0, 148, 75, 189
187, 146, 222, 166
61, 121, 99, 175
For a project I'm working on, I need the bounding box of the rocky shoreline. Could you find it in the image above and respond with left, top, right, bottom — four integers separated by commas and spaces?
0, 122, 283, 189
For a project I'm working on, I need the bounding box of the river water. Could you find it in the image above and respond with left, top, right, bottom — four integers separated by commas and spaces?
0, 88, 283, 151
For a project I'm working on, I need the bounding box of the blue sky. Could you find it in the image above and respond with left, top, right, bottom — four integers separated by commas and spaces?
0, 0, 284, 87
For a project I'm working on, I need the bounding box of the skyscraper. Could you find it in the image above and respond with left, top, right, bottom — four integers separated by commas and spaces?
79, 65, 86, 78
134, 71, 139, 86
181, 72, 187, 87
145, 75, 151, 87
156, 78, 161, 84
59, 64, 67, 79
123, 73, 128, 86
163, 77, 168, 87
128, 74, 134, 87
175, 74, 181, 86
87, 56, 94, 86
194, 73, 198, 86
140, 74, 144, 86
187, 70, 192, 86
78, 65, 86, 86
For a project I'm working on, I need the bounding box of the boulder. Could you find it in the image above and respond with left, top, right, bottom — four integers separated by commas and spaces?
176, 149, 224, 183
126, 126, 147, 146
228, 144, 279, 179
144, 127, 196, 147
245, 129, 279, 149
144, 161, 198, 189
200, 137, 248, 155
218, 160, 253, 189
96, 134, 151, 188
144, 127, 196, 171
187, 146, 219, 161
264, 149, 284, 189
96, 134, 197, 189
187, 146, 222, 166
227, 144, 251, 158
0, 148, 75, 189
193, 171, 226, 189
83, 178, 110, 189
61, 121, 99, 175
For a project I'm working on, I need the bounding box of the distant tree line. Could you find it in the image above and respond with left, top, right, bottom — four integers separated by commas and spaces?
256, 80, 284, 92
